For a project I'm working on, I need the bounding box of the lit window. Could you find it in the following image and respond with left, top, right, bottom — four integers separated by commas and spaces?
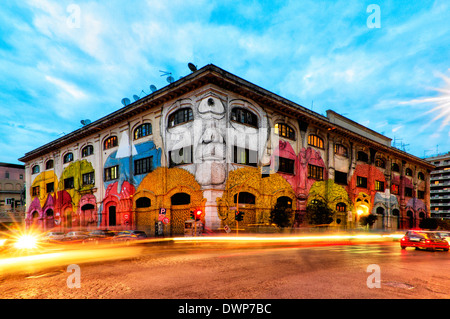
104, 136, 118, 150
336, 202, 346, 212
357, 176, 368, 188
334, 144, 348, 157
274, 123, 295, 140
134, 123, 152, 140
82, 145, 94, 157
308, 135, 324, 149
104, 166, 119, 181
308, 164, 324, 180
82, 172, 95, 186
375, 180, 385, 191
418, 172, 425, 180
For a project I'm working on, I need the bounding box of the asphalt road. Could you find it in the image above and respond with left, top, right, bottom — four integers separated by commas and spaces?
0, 237, 449, 300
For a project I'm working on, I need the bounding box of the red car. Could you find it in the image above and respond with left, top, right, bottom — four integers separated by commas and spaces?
400, 230, 449, 251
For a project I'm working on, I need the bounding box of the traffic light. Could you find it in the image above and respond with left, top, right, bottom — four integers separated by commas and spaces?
194, 209, 203, 221
235, 211, 244, 221
189, 210, 195, 220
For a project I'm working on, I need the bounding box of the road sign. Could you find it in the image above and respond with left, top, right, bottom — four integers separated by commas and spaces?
160, 208, 166, 215
224, 225, 231, 233
162, 217, 169, 225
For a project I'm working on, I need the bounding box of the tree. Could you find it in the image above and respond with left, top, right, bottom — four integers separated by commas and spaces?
360, 214, 377, 228
270, 202, 294, 228
305, 200, 334, 225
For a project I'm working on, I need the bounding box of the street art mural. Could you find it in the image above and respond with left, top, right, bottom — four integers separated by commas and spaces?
216, 166, 296, 228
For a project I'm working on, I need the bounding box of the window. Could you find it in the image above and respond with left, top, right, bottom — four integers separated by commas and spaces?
405, 168, 413, 176
82, 145, 94, 157
63, 153, 73, 163
230, 108, 258, 128
308, 164, 324, 180
334, 144, 348, 157
418, 190, 425, 199
375, 180, 385, 191
392, 163, 400, 172
234, 192, 256, 204
32, 186, 40, 196
104, 136, 118, 150
418, 172, 425, 181
134, 156, 153, 175
46, 182, 54, 193
32, 165, 40, 174
168, 108, 193, 128
64, 177, 74, 189
82, 172, 95, 186
233, 146, 258, 167
308, 135, 324, 149
104, 166, 119, 181
277, 157, 295, 174
391, 184, 399, 195
336, 202, 347, 212
335, 171, 348, 185
405, 187, 413, 197
46, 160, 54, 170
171, 192, 191, 205
134, 123, 152, 140
277, 196, 293, 208
274, 123, 295, 140
357, 176, 368, 188
375, 158, 385, 168
136, 197, 151, 208
357, 151, 368, 162
169, 146, 193, 167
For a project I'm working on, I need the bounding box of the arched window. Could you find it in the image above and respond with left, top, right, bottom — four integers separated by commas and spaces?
45, 160, 54, 170
32, 165, 40, 174
82, 145, 94, 157
334, 144, 348, 157
308, 134, 324, 149
392, 163, 400, 172
405, 168, 413, 176
357, 151, 368, 162
276, 196, 293, 208
136, 197, 151, 208
231, 108, 258, 128
171, 192, 191, 205
275, 123, 295, 140
375, 158, 385, 168
336, 202, 346, 212
104, 136, 118, 150
63, 152, 73, 164
134, 123, 152, 140
418, 172, 425, 181
234, 192, 256, 204
168, 108, 193, 128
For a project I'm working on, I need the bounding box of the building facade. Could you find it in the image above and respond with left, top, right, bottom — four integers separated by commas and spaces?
426, 153, 450, 219
19, 64, 434, 235
0, 163, 25, 228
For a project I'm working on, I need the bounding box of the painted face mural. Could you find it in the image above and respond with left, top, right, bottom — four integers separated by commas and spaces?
161, 94, 269, 188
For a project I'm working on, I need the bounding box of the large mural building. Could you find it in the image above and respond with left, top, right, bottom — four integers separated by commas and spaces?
19, 64, 434, 235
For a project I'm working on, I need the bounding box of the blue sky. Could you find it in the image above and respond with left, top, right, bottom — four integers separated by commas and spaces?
1, 0, 449, 164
